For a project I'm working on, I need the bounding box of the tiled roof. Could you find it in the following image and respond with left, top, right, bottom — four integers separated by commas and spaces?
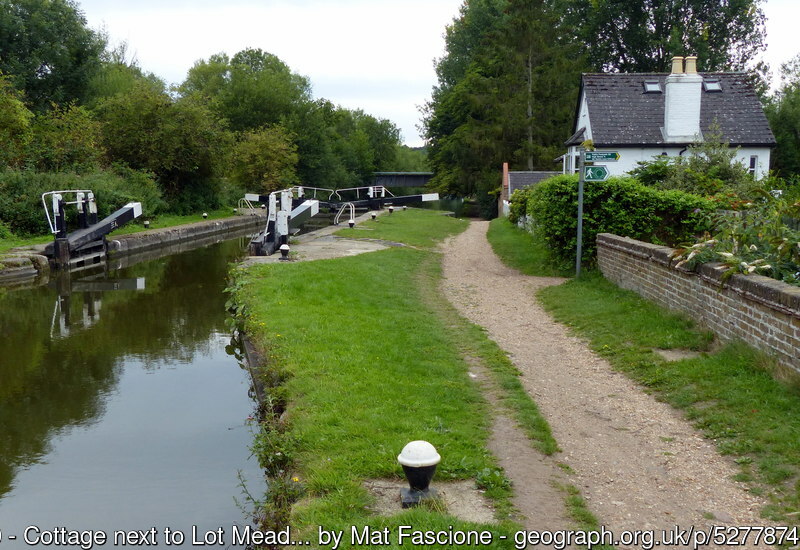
565, 127, 586, 146
508, 171, 559, 194
577, 73, 775, 147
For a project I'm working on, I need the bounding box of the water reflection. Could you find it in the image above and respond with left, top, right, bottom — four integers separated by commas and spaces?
49, 272, 146, 339
0, 240, 261, 544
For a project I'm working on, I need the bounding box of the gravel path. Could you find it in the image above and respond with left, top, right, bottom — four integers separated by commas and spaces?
440, 221, 772, 542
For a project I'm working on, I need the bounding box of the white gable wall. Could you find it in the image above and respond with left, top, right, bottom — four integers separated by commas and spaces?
564, 146, 772, 179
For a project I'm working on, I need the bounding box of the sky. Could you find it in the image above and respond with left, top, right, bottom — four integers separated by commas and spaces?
77, 0, 799, 148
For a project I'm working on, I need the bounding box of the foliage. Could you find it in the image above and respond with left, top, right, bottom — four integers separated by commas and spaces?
0, 167, 163, 235
180, 48, 310, 132
94, 83, 231, 210
25, 103, 103, 173
0, 220, 12, 239
423, 0, 585, 218
230, 126, 299, 194
85, 43, 165, 107
629, 132, 760, 200
766, 54, 800, 178
391, 145, 429, 172
0, 0, 105, 110
672, 194, 800, 286
0, 73, 33, 168
557, 0, 767, 75
527, 174, 714, 264
507, 187, 532, 225
283, 99, 401, 188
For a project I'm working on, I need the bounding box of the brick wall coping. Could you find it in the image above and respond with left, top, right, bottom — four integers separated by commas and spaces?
597, 233, 800, 319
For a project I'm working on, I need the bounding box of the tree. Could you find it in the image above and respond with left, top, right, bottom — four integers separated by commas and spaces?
557, 0, 767, 74
423, 0, 584, 217
179, 48, 311, 132
283, 100, 401, 189
391, 146, 429, 172
85, 43, 165, 107
26, 103, 104, 173
766, 54, 800, 178
0, 0, 105, 110
94, 84, 231, 209
230, 126, 299, 193
0, 73, 32, 167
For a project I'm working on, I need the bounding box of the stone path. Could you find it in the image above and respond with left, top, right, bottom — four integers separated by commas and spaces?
439, 220, 772, 545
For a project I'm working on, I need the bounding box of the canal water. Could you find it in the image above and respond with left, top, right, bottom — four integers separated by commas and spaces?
0, 240, 263, 548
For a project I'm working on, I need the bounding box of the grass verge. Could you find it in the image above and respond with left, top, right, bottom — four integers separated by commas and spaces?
488, 221, 800, 521
486, 218, 570, 277
232, 210, 565, 547
335, 208, 464, 249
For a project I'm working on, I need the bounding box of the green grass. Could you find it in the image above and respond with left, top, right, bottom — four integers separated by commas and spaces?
487, 222, 800, 520
487, 218, 570, 277
539, 273, 800, 520
234, 210, 567, 547
335, 208, 468, 248
0, 208, 236, 253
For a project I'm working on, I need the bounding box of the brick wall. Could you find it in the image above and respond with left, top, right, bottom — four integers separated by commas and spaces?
597, 233, 800, 373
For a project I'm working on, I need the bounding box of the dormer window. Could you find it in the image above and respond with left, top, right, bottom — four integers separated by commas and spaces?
643, 80, 662, 93
703, 78, 722, 92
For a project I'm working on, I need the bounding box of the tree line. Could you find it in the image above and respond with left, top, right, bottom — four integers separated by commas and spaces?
0, 0, 427, 235
423, 0, 800, 219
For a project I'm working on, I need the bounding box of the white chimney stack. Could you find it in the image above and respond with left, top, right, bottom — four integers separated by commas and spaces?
663, 55, 703, 142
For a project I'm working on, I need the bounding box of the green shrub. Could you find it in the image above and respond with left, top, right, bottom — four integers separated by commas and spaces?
673, 193, 800, 286
527, 174, 714, 264
0, 167, 164, 235
508, 187, 531, 225
629, 131, 766, 201
0, 220, 12, 239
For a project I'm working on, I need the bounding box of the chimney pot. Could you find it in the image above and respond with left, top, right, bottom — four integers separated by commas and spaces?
670, 56, 684, 74
684, 56, 698, 74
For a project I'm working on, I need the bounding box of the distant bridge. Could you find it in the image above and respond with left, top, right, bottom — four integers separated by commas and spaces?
373, 172, 433, 188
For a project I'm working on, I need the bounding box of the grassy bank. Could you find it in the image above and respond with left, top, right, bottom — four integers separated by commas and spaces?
232, 210, 563, 547
0, 208, 236, 254
487, 217, 800, 521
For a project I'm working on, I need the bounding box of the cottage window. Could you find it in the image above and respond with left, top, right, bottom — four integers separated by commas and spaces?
643, 80, 662, 93
703, 79, 723, 92
749, 155, 758, 175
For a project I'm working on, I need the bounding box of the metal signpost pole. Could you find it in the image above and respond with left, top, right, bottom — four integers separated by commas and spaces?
575, 148, 585, 278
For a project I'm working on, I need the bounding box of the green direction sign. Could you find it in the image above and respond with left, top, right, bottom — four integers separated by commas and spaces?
584, 165, 609, 181
585, 151, 620, 162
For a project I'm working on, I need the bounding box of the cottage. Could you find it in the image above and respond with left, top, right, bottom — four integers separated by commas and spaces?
498, 163, 559, 216
562, 56, 776, 179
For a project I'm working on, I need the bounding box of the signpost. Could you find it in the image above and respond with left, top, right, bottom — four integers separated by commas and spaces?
575, 150, 617, 276
584, 151, 620, 162
583, 165, 609, 182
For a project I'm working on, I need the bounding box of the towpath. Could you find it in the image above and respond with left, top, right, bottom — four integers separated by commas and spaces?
439, 220, 771, 543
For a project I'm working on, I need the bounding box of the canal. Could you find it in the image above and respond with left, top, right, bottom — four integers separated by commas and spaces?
0, 239, 262, 547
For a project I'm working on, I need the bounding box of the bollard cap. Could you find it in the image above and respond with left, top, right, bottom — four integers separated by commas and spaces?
398, 440, 440, 467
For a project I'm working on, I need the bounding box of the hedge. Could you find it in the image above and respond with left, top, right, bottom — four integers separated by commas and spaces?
527, 174, 715, 264
0, 167, 165, 236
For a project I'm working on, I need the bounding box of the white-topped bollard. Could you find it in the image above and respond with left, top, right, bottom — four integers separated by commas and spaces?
398, 440, 441, 508
279, 244, 290, 261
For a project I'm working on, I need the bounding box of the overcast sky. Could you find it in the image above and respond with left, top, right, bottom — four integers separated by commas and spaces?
77, 0, 798, 148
